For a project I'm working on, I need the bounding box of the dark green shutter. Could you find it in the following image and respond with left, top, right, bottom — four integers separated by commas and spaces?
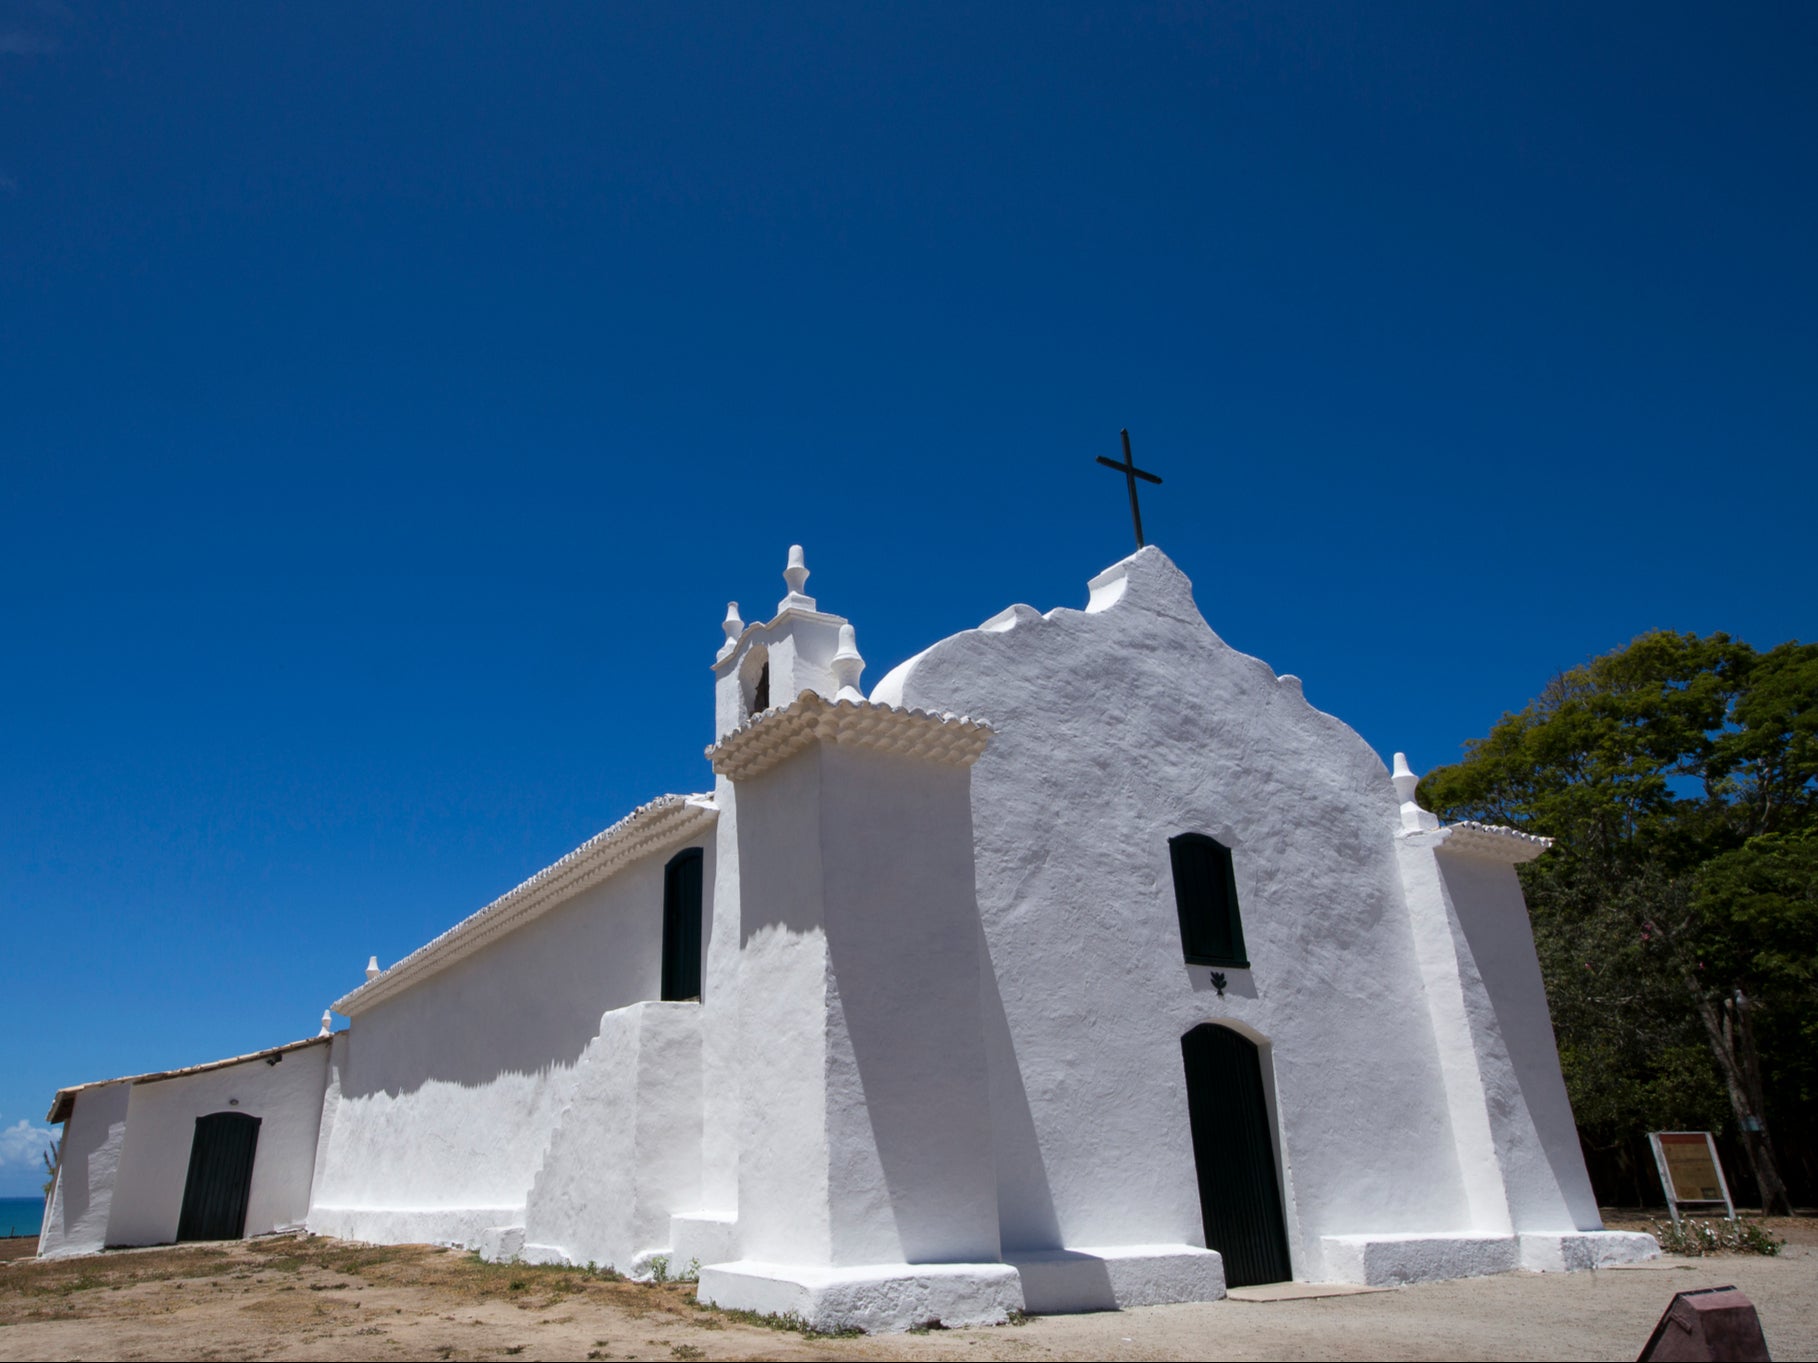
176, 1111, 262, 1242
1181, 1024, 1292, 1286
1168, 833, 1248, 967
661, 847, 704, 1001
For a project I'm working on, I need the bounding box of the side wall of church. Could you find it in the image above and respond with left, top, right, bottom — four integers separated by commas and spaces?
106, 1044, 331, 1247
875, 548, 1473, 1275
308, 837, 716, 1245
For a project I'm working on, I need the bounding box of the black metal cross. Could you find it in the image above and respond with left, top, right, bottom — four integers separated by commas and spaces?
1096, 428, 1163, 549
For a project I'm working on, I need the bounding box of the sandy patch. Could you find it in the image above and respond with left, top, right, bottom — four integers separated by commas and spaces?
1, 1218, 1811, 1362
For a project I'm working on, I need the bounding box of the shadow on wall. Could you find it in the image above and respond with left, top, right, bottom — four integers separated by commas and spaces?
57, 1154, 86, 1235
829, 873, 1075, 1268
976, 925, 1066, 1254
336, 845, 715, 1104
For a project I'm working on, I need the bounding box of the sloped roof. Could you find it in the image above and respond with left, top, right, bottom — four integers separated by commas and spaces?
332, 792, 718, 1017
47, 1034, 331, 1123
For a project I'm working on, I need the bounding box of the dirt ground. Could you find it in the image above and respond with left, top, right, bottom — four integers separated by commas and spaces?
1, 1216, 1812, 1363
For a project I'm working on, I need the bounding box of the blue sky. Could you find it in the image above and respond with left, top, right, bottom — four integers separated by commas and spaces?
2, 2, 1813, 1195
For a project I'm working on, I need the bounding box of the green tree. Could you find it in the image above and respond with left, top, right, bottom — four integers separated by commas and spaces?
1420, 632, 1818, 1214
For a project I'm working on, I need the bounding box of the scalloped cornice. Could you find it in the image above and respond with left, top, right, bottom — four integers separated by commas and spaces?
1438, 820, 1554, 863
707, 691, 993, 782
334, 794, 718, 1016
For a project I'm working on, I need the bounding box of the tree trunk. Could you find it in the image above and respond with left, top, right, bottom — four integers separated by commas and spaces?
1687, 979, 1792, 1215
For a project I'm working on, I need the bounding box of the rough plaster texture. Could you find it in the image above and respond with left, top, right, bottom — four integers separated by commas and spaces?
1320, 1229, 1654, 1285
1518, 1230, 1660, 1271
105, 1044, 329, 1247
521, 1000, 703, 1271
1007, 1245, 1226, 1314
721, 735, 999, 1273
877, 549, 1470, 1273
697, 1260, 1022, 1333
307, 835, 715, 1247
872, 547, 1639, 1288
38, 1082, 130, 1258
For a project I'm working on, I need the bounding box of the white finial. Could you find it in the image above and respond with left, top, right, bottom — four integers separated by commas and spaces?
365, 955, 381, 982
777, 544, 816, 612
723, 602, 744, 641
831, 622, 865, 702
319, 1010, 333, 1037
1392, 753, 1439, 832
1391, 752, 1418, 802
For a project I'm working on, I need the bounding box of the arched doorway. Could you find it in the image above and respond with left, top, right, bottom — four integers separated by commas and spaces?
177, 1111, 262, 1242
1180, 1023, 1292, 1286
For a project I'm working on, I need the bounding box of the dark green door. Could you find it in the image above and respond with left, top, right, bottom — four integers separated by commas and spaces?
1181, 1024, 1292, 1286
176, 1111, 261, 1242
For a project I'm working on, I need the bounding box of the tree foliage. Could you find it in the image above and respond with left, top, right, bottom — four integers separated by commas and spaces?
1419, 632, 1818, 1211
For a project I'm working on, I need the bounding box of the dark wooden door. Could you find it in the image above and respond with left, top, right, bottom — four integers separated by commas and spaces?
177, 1111, 261, 1242
1181, 1024, 1292, 1286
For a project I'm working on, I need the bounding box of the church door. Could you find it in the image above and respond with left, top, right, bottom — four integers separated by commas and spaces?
1180, 1024, 1292, 1286
176, 1111, 262, 1241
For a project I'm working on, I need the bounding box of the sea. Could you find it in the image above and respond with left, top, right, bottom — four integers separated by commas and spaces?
0, 1196, 43, 1239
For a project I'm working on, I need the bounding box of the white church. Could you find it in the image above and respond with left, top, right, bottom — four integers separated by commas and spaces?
39, 544, 1656, 1330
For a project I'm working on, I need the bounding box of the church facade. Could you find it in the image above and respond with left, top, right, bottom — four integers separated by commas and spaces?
39, 546, 1655, 1330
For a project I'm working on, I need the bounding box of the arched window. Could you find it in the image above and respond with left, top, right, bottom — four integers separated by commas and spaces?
1168, 832, 1248, 968
661, 847, 704, 1001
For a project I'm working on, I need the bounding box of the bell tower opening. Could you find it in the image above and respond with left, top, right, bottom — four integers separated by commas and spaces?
741, 646, 771, 718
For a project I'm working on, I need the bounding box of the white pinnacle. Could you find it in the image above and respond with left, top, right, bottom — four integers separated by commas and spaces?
777, 544, 817, 613
831, 622, 865, 701
1392, 753, 1439, 831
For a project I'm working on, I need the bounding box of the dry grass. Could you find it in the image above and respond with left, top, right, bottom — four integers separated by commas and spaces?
0, 1235, 848, 1361
3, 1221, 1816, 1362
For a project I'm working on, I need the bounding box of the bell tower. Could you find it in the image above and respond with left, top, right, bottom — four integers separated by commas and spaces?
711, 545, 863, 740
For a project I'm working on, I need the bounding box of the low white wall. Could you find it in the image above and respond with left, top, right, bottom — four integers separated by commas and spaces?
522, 1000, 702, 1270
37, 1082, 131, 1259
876, 548, 1475, 1271
310, 838, 714, 1242
106, 1043, 331, 1247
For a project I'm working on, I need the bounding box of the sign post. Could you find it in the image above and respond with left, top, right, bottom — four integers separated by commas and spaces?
1648, 1131, 1737, 1228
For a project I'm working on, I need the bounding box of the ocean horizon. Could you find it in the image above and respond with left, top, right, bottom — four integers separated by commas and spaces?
0, 1196, 43, 1239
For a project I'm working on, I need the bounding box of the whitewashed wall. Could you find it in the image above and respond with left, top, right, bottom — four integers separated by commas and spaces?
874, 548, 1474, 1275
106, 1044, 331, 1247
727, 741, 1000, 1270
37, 1082, 130, 1259
522, 1000, 703, 1269
309, 837, 715, 1246
1433, 849, 1602, 1232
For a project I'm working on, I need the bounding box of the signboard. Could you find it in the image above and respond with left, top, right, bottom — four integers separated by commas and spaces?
1647, 1131, 1736, 1227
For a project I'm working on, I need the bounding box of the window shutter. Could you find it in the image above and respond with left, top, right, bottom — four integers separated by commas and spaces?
1168, 833, 1249, 968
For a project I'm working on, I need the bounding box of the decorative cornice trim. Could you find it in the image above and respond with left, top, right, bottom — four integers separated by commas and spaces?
712, 608, 849, 675
707, 691, 993, 782
334, 794, 718, 1017
1439, 820, 1554, 863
